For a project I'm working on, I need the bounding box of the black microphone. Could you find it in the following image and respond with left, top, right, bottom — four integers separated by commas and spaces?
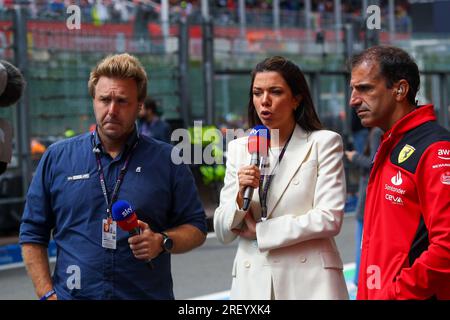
242, 125, 270, 211
0, 60, 25, 108
0, 118, 13, 175
0, 60, 25, 175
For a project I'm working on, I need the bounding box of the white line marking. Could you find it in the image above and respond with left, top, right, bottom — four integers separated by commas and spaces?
344, 262, 356, 271
206, 232, 216, 239
188, 290, 230, 300
0, 257, 56, 271
187, 262, 357, 300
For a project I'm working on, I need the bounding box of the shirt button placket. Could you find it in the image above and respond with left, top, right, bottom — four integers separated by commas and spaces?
103, 249, 114, 299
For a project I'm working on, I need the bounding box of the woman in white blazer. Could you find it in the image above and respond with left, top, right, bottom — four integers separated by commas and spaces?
214, 56, 349, 300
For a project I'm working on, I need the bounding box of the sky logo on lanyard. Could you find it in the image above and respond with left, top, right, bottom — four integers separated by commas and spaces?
398, 144, 415, 164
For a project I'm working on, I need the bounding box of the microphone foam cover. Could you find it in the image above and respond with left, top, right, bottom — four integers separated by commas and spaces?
117, 215, 138, 232
248, 125, 270, 156
111, 199, 133, 222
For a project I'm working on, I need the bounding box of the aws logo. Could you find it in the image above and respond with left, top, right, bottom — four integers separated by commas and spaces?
438, 149, 450, 160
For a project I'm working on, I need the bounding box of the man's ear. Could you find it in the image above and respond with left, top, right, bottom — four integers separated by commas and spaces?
395, 79, 409, 100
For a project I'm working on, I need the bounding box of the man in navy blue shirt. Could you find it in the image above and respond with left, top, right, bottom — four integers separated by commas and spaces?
19, 53, 207, 300
137, 97, 171, 143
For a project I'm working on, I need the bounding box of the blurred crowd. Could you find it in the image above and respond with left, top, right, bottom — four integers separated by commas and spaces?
0, 0, 411, 30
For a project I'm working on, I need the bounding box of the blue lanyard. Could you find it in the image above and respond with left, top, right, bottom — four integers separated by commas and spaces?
92, 133, 138, 218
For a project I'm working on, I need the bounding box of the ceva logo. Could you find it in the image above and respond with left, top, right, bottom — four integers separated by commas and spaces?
438, 149, 450, 160
121, 207, 133, 218
385, 194, 404, 205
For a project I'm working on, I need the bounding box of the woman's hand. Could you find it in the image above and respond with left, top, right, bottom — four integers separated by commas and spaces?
236, 165, 260, 209
232, 212, 257, 240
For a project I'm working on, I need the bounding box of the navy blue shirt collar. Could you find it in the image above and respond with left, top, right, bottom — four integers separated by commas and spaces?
92, 126, 139, 158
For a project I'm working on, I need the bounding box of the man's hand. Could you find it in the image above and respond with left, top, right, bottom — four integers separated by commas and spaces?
128, 220, 163, 261
345, 150, 357, 162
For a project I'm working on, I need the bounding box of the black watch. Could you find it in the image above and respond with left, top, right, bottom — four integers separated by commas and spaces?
160, 232, 173, 253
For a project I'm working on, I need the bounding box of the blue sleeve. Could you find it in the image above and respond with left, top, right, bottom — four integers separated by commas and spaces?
19, 147, 55, 246
164, 121, 171, 144
169, 163, 207, 234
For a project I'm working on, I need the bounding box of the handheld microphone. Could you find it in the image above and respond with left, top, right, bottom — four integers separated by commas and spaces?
0, 119, 13, 175
0, 60, 25, 175
111, 200, 154, 269
242, 125, 270, 211
0, 60, 25, 108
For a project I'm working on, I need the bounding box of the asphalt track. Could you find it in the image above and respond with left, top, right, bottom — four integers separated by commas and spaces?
0, 214, 357, 300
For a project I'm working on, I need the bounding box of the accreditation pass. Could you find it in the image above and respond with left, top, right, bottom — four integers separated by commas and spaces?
102, 218, 117, 249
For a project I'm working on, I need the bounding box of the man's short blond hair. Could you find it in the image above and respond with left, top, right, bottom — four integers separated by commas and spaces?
88, 53, 147, 102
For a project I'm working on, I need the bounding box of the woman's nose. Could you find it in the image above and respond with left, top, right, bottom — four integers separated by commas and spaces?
261, 92, 270, 105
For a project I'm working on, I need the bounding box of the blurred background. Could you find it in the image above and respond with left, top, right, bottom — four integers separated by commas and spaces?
0, 0, 449, 299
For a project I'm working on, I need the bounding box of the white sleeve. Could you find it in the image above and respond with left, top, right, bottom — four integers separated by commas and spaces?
213, 140, 248, 244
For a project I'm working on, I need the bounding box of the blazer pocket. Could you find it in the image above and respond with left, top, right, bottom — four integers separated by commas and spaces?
299, 159, 318, 171
320, 251, 343, 270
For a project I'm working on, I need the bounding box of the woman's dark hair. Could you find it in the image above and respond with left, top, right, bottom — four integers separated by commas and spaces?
248, 56, 323, 132
350, 46, 420, 105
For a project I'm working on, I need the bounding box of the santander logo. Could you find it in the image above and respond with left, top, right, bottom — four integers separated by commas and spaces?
391, 171, 403, 186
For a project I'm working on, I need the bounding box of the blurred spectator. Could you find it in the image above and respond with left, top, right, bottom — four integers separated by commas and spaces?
345, 127, 383, 286
5, 0, 411, 29
351, 108, 369, 154
92, 0, 110, 26
30, 138, 46, 161
133, 0, 156, 40
396, 4, 411, 33
113, 0, 132, 22
137, 97, 171, 143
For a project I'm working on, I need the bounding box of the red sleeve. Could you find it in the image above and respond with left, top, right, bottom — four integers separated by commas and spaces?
386, 141, 450, 299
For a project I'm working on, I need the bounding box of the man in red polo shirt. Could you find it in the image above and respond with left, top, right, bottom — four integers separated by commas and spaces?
349, 45, 450, 300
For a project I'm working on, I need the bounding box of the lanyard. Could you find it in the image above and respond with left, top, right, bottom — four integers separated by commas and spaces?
93, 135, 138, 218
258, 131, 293, 221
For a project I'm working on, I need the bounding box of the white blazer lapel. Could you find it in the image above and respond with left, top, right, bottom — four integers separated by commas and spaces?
265, 125, 313, 218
